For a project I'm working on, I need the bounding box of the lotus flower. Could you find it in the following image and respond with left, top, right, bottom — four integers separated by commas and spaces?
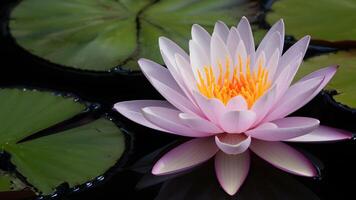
115, 17, 352, 195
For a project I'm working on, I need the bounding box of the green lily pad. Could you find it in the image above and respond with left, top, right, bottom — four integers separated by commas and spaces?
10, 0, 258, 72
0, 89, 126, 195
266, 0, 356, 43
295, 50, 356, 108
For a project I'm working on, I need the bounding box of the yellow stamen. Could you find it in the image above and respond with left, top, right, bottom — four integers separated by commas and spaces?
196, 55, 271, 108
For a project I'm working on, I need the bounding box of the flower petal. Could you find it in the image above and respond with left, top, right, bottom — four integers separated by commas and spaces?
274, 35, 310, 79
175, 53, 197, 92
189, 39, 211, 81
287, 125, 353, 142
193, 91, 225, 124
152, 137, 219, 175
237, 17, 255, 62
227, 27, 241, 57
114, 100, 173, 133
214, 150, 250, 196
159, 36, 189, 63
226, 95, 248, 111
250, 139, 317, 177
266, 48, 280, 80
233, 40, 248, 74
161, 51, 197, 102
179, 112, 223, 134
142, 106, 209, 137
297, 65, 338, 99
191, 24, 211, 57
211, 33, 232, 78
264, 76, 323, 122
252, 85, 277, 125
246, 117, 320, 141
213, 21, 230, 42
139, 58, 201, 115
215, 134, 251, 155
219, 110, 256, 133
255, 19, 284, 67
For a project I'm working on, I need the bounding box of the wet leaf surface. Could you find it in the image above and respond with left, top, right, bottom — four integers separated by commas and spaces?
0, 89, 126, 196
266, 0, 356, 45
10, 0, 258, 72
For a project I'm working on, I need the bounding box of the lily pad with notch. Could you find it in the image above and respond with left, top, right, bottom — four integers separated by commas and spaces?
0, 88, 127, 197
9, 0, 259, 73
266, 0, 356, 47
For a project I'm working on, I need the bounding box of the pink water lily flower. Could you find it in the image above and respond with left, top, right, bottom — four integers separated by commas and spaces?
115, 17, 353, 195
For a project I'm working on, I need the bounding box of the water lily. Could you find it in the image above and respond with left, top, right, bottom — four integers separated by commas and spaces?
115, 17, 352, 195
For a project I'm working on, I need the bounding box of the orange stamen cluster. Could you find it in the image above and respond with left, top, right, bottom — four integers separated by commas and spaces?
197, 55, 271, 108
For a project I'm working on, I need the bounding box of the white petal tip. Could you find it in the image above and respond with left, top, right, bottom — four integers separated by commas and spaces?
151, 162, 165, 175
225, 188, 238, 196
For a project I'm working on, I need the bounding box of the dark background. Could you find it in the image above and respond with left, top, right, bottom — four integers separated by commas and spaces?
1, 0, 356, 199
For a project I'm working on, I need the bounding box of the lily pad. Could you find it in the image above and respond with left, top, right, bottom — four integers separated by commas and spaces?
295, 50, 356, 108
10, 0, 258, 72
0, 89, 126, 195
266, 0, 356, 44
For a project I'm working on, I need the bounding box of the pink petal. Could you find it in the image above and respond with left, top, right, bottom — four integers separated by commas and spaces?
114, 100, 173, 133
189, 39, 210, 82
179, 112, 223, 134
159, 37, 189, 63
254, 51, 266, 71
255, 19, 284, 67
193, 91, 225, 124
266, 48, 280, 80
191, 24, 211, 57
272, 53, 303, 99
226, 95, 248, 111
152, 137, 219, 175
214, 150, 250, 195
250, 139, 317, 177
210, 33, 232, 78
215, 134, 251, 155
246, 117, 320, 141
227, 27, 241, 57
139, 58, 201, 115
161, 51, 196, 105
175, 53, 197, 92
142, 106, 209, 137
274, 35, 310, 79
287, 125, 353, 142
237, 17, 255, 62
219, 110, 256, 133
213, 21, 230, 42
233, 40, 248, 74
251, 85, 277, 125
158, 37, 196, 102
264, 76, 323, 122
298, 65, 338, 99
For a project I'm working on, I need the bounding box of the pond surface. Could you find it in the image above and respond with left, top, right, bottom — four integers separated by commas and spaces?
0, 0, 356, 199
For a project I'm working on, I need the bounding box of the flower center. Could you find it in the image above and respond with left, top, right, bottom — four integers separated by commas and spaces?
196, 55, 271, 108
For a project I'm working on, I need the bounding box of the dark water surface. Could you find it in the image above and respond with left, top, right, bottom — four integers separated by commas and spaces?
1, 0, 356, 199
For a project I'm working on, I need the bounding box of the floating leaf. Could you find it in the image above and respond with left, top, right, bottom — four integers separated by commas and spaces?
266, 0, 356, 43
0, 89, 126, 195
10, 0, 258, 72
295, 50, 356, 108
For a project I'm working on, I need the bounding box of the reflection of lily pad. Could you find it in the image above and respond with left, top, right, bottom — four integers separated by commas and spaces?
295, 50, 356, 108
0, 89, 126, 195
10, 0, 257, 72
266, 0, 356, 43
